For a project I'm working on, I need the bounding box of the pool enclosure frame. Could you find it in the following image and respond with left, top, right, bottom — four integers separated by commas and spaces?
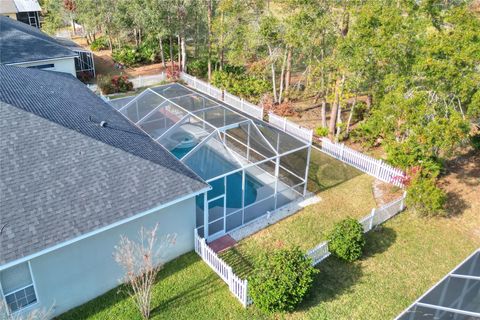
114, 83, 311, 241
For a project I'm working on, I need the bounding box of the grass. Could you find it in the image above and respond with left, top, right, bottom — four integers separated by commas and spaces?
57, 151, 479, 319
220, 173, 376, 277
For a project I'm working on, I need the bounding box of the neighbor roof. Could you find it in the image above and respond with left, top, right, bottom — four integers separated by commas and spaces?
0, 0, 17, 14
0, 15, 78, 65
396, 248, 480, 320
0, 66, 209, 266
12, 0, 41, 12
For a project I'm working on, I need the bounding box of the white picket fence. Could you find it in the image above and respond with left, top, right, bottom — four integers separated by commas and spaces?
87, 72, 166, 93
129, 72, 166, 89
194, 230, 251, 307
179, 72, 264, 120
318, 139, 406, 187
268, 112, 314, 143
307, 192, 407, 266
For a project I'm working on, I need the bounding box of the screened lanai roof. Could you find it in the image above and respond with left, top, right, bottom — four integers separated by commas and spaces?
396, 249, 480, 320
114, 83, 309, 182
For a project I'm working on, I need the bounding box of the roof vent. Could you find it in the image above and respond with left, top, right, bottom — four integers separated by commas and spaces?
89, 116, 107, 128
99, 121, 107, 127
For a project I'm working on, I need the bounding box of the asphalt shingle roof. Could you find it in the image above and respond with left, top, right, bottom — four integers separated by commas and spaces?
0, 66, 209, 266
0, 15, 78, 65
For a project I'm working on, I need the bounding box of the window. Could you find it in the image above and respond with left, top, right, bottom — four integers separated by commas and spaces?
0, 262, 37, 313
27, 64, 55, 70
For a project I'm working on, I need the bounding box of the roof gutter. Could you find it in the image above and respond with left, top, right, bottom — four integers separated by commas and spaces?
0, 186, 210, 271
5, 55, 79, 66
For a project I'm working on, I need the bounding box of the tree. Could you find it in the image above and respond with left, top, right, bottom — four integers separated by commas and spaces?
114, 225, 175, 319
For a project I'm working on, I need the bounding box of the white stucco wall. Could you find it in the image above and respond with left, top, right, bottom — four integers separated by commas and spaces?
10, 196, 197, 318
9, 57, 77, 76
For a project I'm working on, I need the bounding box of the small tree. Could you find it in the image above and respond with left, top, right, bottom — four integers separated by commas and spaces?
114, 224, 170, 320
328, 218, 365, 262
249, 247, 318, 313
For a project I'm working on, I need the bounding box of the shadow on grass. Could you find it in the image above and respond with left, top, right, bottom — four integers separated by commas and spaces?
444, 191, 471, 217
219, 246, 256, 278
308, 149, 363, 193
296, 226, 397, 313
363, 226, 397, 259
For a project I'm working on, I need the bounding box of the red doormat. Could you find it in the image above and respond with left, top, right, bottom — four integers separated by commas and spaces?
208, 235, 237, 253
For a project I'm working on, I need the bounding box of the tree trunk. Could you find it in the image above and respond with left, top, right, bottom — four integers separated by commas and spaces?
177, 35, 181, 70
278, 49, 288, 104
329, 74, 345, 138
346, 96, 357, 135
181, 36, 186, 72
206, 0, 212, 80
159, 37, 166, 68
285, 48, 292, 95
219, 12, 224, 71
169, 35, 174, 72
321, 98, 327, 128
268, 45, 278, 103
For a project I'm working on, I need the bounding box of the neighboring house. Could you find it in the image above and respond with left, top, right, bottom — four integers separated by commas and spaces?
0, 0, 41, 28
0, 66, 210, 317
0, 16, 95, 78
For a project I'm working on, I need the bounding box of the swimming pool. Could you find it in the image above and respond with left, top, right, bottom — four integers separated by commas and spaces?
171, 145, 195, 159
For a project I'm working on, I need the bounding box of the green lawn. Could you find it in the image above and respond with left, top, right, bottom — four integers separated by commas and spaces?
57, 151, 479, 319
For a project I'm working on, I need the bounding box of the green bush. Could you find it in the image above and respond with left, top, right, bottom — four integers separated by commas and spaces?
211, 70, 270, 103
471, 134, 480, 150
328, 218, 365, 262
90, 37, 109, 51
187, 58, 210, 78
315, 126, 329, 137
97, 75, 133, 94
249, 247, 317, 313
112, 47, 141, 67
406, 176, 446, 217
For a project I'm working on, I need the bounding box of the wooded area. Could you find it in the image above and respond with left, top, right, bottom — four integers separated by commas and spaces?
41, 0, 480, 215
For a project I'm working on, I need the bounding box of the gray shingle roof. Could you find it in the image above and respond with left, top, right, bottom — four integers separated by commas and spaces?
0, 66, 209, 266
0, 16, 78, 65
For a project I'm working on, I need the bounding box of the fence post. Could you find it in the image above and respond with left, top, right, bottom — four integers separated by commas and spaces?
340, 143, 345, 160
227, 266, 233, 290
400, 191, 407, 211
244, 279, 249, 307
283, 118, 287, 131
375, 159, 382, 178
369, 208, 375, 230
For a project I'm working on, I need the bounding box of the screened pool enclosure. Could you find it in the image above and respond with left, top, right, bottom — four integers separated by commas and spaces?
113, 83, 311, 241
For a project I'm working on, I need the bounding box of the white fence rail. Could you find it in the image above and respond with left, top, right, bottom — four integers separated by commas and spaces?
318, 139, 406, 187
194, 230, 251, 307
306, 241, 330, 266
307, 192, 407, 265
129, 73, 166, 89
179, 72, 264, 120
268, 112, 314, 143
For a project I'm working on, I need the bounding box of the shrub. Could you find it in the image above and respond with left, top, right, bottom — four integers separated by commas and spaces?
187, 58, 210, 78
406, 176, 447, 217
471, 134, 480, 150
328, 218, 365, 262
315, 127, 329, 137
97, 75, 133, 94
90, 36, 109, 51
211, 70, 270, 103
249, 247, 317, 313
112, 47, 142, 67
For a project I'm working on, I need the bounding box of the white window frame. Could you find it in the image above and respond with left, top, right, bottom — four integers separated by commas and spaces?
0, 261, 40, 315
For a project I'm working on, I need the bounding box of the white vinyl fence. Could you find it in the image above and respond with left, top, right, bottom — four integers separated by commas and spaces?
180, 72, 264, 119
87, 72, 166, 94
307, 192, 407, 266
268, 112, 314, 143
318, 139, 406, 187
194, 230, 251, 307
129, 72, 166, 89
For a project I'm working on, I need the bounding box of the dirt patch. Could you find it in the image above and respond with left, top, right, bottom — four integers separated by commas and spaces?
69, 37, 167, 78
372, 180, 404, 207
438, 149, 480, 241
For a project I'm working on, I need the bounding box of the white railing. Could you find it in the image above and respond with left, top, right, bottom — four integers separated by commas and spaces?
129, 73, 166, 89
179, 72, 264, 120
306, 192, 407, 265
306, 241, 330, 266
318, 139, 406, 187
268, 112, 314, 143
194, 229, 251, 307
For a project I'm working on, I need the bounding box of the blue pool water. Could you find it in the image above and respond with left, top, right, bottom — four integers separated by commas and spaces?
171, 145, 195, 159
208, 171, 260, 208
